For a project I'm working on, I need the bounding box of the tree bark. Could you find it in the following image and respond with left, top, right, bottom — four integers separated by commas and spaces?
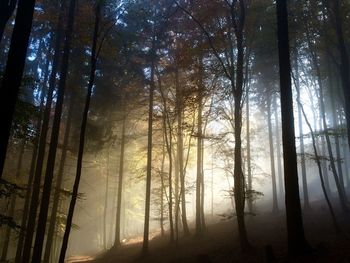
294, 51, 310, 210
114, 114, 126, 247
195, 65, 203, 237
31, 0, 76, 260
142, 35, 156, 255
267, 97, 279, 212
274, 95, 284, 202
276, 0, 310, 256
0, 0, 17, 43
0, 0, 36, 178
246, 87, 253, 213
58, 3, 97, 262
332, 0, 350, 150
43, 93, 74, 263
21, 2, 65, 261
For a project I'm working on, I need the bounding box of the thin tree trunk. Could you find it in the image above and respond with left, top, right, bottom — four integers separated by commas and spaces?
195, 71, 203, 237
177, 104, 190, 236
160, 134, 166, 236
332, 0, 350, 150
43, 94, 74, 263
294, 51, 310, 210
103, 149, 109, 249
31, 0, 76, 260
0, 0, 17, 42
58, 3, 98, 262
142, 35, 156, 255
0, 0, 36, 178
246, 88, 253, 213
274, 95, 284, 202
15, 46, 50, 262
267, 97, 279, 212
114, 115, 126, 247
21, 2, 65, 261
276, 0, 310, 256
295, 82, 340, 233
306, 32, 349, 210
201, 137, 206, 231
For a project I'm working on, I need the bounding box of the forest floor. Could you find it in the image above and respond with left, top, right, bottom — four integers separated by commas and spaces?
70, 201, 350, 263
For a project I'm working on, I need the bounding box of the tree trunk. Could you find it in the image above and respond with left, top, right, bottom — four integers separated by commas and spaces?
177, 94, 190, 235
15, 46, 50, 262
195, 69, 203, 237
201, 131, 206, 231
274, 95, 284, 202
160, 134, 166, 236
294, 51, 310, 210
58, 3, 97, 262
21, 2, 65, 261
246, 88, 253, 213
43, 93, 74, 263
114, 115, 126, 247
306, 32, 349, 210
0, 0, 36, 178
0, 0, 17, 43
31, 0, 76, 260
142, 35, 156, 255
232, 2, 250, 250
267, 97, 279, 212
276, 0, 310, 256
295, 82, 340, 233
332, 0, 350, 150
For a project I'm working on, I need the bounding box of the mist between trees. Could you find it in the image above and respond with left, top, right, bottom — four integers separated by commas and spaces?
1, 0, 350, 262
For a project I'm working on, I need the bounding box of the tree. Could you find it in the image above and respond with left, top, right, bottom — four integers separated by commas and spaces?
31, 0, 77, 260
0, 0, 36, 179
275, 0, 311, 256
0, 0, 17, 42
58, 1, 99, 261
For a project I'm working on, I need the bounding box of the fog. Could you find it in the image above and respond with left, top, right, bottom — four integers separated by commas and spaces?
1, 0, 350, 262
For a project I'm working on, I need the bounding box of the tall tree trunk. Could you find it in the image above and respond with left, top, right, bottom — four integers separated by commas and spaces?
58, 3, 98, 262
174, 147, 179, 241
21, 2, 65, 260
175, 69, 191, 235
294, 51, 310, 210
195, 71, 203, 237
31, 0, 76, 260
201, 131, 206, 231
267, 97, 279, 212
162, 109, 174, 243
274, 95, 284, 202
142, 35, 156, 255
276, 0, 310, 256
296, 84, 340, 232
160, 133, 166, 236
114, 115, 126, 247
246, 87, 253, 213
306, 31, 349, 210
15, 46, 50, 262
177, 100, 190, 236
332, 0, 350, 150
232, 1, 250, 250
103, 149, 109, 249
0, 0, 36, 178
43, 94, 74, 263
0, 0, 17, 42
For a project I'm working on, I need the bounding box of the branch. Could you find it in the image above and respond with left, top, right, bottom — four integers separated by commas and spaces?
174, 1, 232, 80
